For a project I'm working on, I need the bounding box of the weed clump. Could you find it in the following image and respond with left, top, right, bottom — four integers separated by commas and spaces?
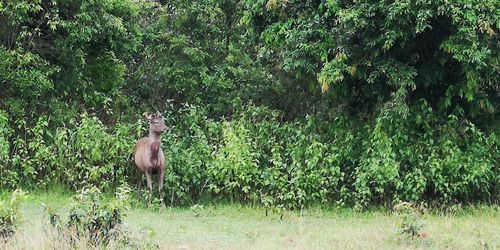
394, 202, 431, 246
0, 190, 26, 239
43, 184, 151, 247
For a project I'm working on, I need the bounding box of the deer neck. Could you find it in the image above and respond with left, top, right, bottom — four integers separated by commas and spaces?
149, 130, 162, 166
148, 130, 162, 143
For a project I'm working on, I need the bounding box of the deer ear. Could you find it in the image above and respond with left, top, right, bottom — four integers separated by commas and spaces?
143, 112, 152, 120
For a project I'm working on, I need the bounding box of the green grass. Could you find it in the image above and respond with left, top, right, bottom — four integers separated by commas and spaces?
1, 189, 499, 249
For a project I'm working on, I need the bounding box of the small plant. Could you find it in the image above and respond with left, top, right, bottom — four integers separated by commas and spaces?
261, 193, 286, 220
0, 189, 27, 239
43, 204, 61, 231
150, 197, 163, 211
190, 204, 205, 217
394, 202, 430, 245
44, 184, 133, 246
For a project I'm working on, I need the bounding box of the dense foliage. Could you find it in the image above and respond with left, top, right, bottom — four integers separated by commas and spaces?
0, 0, 498, 208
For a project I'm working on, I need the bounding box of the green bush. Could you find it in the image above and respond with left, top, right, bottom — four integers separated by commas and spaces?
0, 104, 497, 209
0, 189, 26, 238
161, 105, 214, 204
209, 120, 259, 201
0, 111, 14, 188
354, 102, 498, 206
45, 184, 131, 246
1, 112, 136, 191
158, 104, 497, 208
394, 202, 429, 246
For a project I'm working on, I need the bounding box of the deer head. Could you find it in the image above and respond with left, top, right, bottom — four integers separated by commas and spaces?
143, 111, 166, 134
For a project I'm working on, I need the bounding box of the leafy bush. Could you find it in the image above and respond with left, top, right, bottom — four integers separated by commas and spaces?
394, 202, 424, 239
209, 120, 259, 201
45, 184, 132, 246
0, 111, 14, 188
354, 102, 498, 206
0, 103, 498, 209
2, 112, 136, 190
159, 104, 497, 208
0, 190, 26, 239
394, 202, 432, 247
162, 105, 214, 204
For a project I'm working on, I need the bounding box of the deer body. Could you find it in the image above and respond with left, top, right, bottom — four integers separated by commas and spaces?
134, 112, 166, 204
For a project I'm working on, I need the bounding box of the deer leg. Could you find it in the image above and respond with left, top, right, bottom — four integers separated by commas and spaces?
137, 173, 143, 200
145, 171, 153, 206
158, 169, 165, 206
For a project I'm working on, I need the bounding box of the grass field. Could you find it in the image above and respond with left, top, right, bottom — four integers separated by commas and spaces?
1, 189, 499, 249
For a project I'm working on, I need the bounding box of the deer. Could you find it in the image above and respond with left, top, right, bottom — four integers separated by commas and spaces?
133, 111, 167, 205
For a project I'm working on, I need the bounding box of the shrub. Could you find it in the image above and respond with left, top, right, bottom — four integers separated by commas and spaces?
45, 184, 131, 246
355, 101, 498, 207
0, 111, 16, 188
209, 120, 259, 201
0, 104, 497, 209
2, 113, 136, 191
394, 202, 432, 247
162, 105, 213, 204
0, 190, 26, 239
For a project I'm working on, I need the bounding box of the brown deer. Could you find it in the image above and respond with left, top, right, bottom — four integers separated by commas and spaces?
134, 111, 166, 205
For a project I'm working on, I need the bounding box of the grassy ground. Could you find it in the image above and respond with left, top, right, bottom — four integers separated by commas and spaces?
1, 189, 499, 249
